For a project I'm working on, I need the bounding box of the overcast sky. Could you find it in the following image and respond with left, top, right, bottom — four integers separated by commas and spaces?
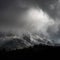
0, 0, 60, 44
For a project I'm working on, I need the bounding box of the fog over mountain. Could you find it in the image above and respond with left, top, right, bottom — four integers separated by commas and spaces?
0, 0, 60, 50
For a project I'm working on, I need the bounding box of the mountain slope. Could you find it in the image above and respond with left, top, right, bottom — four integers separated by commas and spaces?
0, 32, 55, 50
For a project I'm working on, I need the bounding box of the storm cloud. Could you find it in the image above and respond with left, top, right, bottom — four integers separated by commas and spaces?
0, 0, 60, 48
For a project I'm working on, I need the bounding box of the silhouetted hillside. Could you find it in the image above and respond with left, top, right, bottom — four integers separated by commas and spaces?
0, 44, 60, 57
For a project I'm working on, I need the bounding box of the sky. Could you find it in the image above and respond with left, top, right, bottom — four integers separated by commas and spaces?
0, 0, 60, 44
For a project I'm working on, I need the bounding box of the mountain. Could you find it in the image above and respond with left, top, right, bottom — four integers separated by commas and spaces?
0, 32, 55, 51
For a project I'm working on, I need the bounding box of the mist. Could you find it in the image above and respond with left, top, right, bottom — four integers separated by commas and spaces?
0, 0, 60, 49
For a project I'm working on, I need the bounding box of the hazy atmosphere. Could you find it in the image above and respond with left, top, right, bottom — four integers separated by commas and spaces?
0, 0, 60, 50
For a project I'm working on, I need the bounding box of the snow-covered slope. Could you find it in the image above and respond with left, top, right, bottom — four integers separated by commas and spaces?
0, 32, 55, 50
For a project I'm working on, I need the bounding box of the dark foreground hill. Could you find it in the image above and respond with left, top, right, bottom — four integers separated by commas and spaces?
0, 44, 60, 57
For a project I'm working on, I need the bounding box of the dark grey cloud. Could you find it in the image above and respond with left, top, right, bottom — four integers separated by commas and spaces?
0, 0, 60, 50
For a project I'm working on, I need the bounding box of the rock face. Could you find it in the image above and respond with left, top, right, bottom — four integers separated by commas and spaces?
0, 32, 55, 50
